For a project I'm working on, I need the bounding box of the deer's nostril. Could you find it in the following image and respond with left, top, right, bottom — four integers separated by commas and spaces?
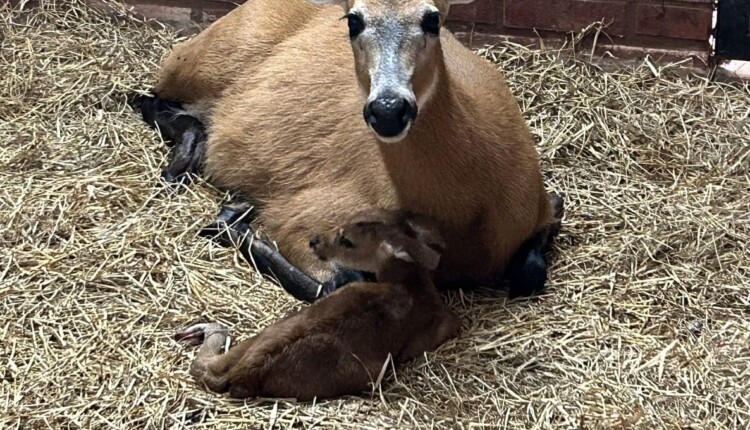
309, 236, 321, 248
401, 101, 416, 124
364, 96, 417, 139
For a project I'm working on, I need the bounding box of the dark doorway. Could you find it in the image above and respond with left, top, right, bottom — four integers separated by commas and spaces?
715, 0, 750, 61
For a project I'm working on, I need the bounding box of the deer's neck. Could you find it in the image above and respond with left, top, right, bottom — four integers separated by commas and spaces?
375, 259, 431, 289
410, 51, 455, 141
376, 50, 486, 220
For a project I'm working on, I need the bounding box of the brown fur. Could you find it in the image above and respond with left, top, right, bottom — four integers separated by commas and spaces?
155, 0, 554, 287
175, 211, 460, 400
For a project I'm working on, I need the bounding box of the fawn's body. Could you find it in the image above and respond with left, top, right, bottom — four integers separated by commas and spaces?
176, 210, 459, 399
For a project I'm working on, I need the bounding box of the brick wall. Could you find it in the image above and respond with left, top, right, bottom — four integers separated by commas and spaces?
123, 0, 240, 28
449, 0, 713, 51
118, 0, 713, 56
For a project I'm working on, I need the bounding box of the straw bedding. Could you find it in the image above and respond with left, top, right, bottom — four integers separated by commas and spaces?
1, 1, 749, 429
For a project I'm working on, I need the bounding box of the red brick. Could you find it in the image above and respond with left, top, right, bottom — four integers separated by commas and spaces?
474, 0, 499, 25
505, 0, 628, 36
448, 3, 477, 23
130, 3, 192, 27
641, 0, 712, 3
190, 7, 234, 23
136, 0, 243, 7
636, 4, 712, 41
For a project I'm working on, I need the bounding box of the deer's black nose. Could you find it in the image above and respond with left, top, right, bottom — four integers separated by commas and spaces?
364, 94, 417, 139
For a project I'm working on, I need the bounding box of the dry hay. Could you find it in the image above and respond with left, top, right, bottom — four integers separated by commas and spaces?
1, 1, 749, 429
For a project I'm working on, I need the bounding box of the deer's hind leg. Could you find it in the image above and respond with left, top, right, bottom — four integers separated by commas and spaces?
138, 97, 207, 184
505, 192, 565, 298
202, 218, 356, 304
397, 308, 461, 362
200, 189, 377, 303
250, 191, 379, 302
139, 1, 321, 184
199, 199, 260, 241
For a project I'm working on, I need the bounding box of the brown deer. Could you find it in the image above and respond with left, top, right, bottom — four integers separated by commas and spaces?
174, 210, 461, 400
140, 0, 564, 301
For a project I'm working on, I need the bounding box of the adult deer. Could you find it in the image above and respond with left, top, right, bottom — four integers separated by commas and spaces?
141, 0, 564, 301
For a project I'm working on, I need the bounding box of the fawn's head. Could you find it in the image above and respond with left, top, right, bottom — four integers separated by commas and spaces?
309, 209, 445, 273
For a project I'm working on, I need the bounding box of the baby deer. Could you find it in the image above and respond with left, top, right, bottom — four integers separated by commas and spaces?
175, 210, 460, 400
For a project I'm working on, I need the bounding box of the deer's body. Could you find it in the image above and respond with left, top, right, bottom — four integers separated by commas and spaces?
175, 211, 460, 400
149, 0, 557, 294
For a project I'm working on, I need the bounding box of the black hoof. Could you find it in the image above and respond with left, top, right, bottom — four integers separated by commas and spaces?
317, 266, 375, 296
161, 125, 206, 181
503, 225, 551, 299
140, 96, 184, 137
138, 94, 208, 185
549, 192, 565, 221
507, 248, 547, 299
199, 202, 258, 245
160, 170, 194, 185
127, 92, 147, 111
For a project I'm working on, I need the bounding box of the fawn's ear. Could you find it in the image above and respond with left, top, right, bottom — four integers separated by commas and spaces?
403, 219, 446, 253
380, 237, 442, 271
379, 242, 414, 262
393, 248, 416, 264
409, 243, 442, 271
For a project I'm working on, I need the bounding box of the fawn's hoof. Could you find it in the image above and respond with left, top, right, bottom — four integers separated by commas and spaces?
174, 323, 228, 347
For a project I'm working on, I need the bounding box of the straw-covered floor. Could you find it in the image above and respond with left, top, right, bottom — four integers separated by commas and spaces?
2, 1, 749, 429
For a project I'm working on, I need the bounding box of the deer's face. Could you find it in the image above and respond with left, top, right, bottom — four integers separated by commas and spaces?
310, 0, 475, 143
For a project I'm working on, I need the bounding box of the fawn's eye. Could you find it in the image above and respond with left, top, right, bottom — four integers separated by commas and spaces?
421, 11, 441, 36
346, 13, 365, 39
338, 236, 355, 249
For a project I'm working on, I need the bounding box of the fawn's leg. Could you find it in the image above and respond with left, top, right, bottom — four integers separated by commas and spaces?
175, 322, 241, 393
258, 334, 377, 400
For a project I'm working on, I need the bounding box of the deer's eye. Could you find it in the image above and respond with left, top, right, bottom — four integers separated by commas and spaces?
421, 11, 441, 36
346, 13, 365, 39
338, 236, 355, 249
